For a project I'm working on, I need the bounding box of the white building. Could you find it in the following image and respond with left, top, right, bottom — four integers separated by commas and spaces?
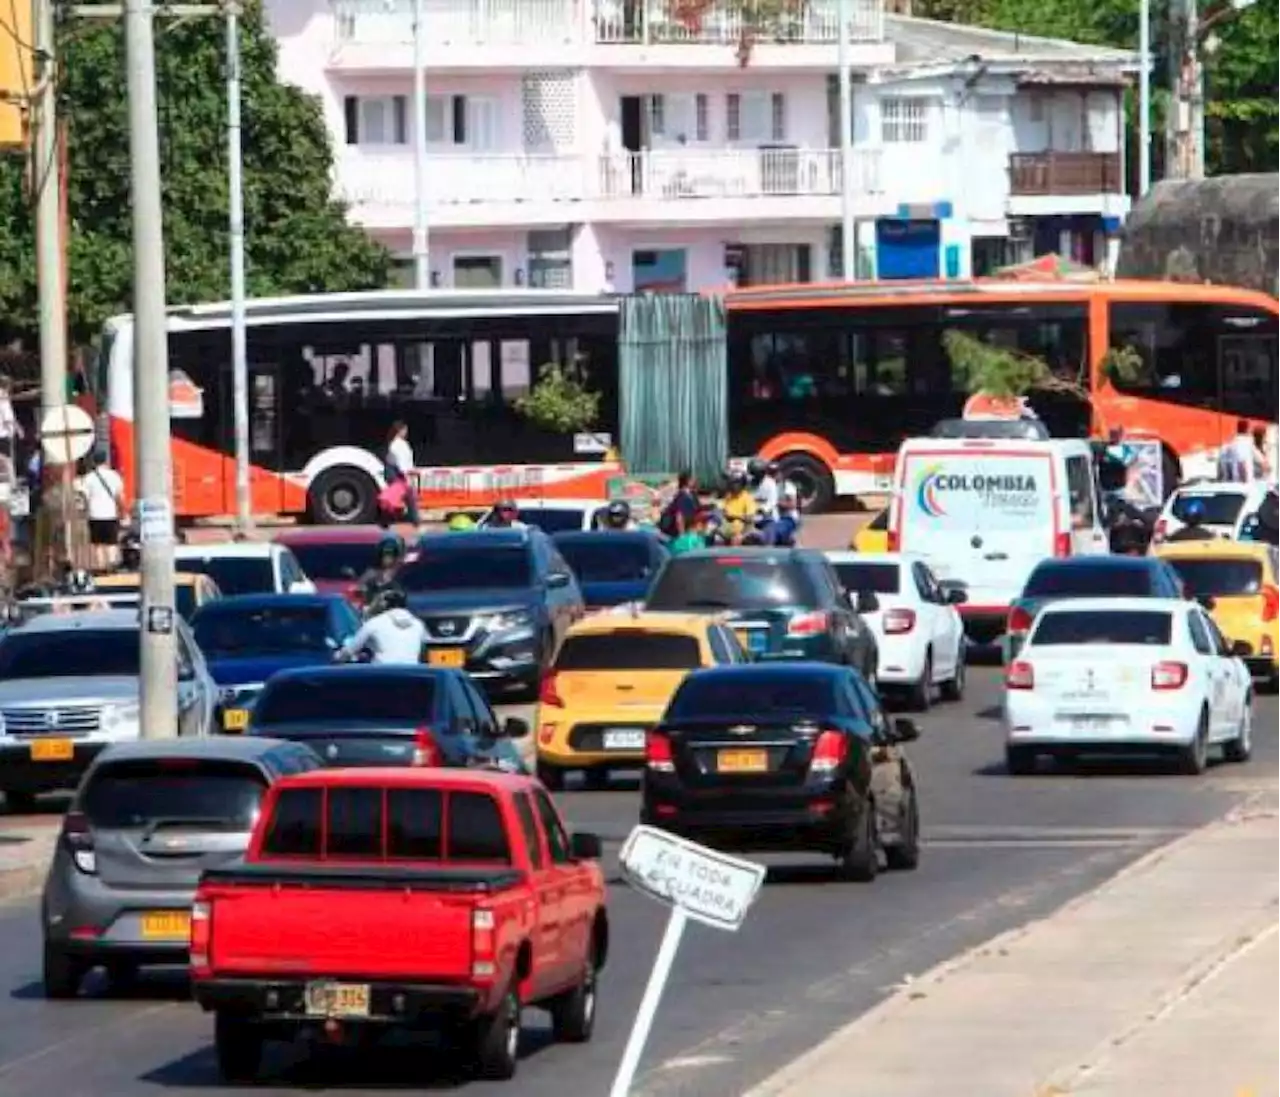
266, 0, 1137, 291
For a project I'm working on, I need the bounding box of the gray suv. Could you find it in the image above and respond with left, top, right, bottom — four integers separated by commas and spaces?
41, 737, 321, 998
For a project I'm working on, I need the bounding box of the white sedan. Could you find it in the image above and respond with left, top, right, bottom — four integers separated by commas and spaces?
1003, 597, 1254, 775
826, 551, 968, 710
477, 498, 610, 533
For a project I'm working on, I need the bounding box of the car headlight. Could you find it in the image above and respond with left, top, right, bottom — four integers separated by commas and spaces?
103, 701, 140, 731
486, 609, 534, 631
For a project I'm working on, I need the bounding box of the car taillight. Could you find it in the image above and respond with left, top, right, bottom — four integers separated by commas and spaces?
1054, 532, 1071, 558
1152, 519, 1167, 543
471, 907, 496, 981
1151, 661, 1188, 690
787, 611, 829, 636
645, 730, 674, 772
887, 529, 899, 551
412, 728, 441, 767
810, 730, 847, 774
61, 810, 96, 875
1261, 584, 1279, 623
539, 672, 564, 708
1007, 605, 1033, 634
190, 898, 211, 975
1005, 661, 1034, 690
883, 608, 916, 634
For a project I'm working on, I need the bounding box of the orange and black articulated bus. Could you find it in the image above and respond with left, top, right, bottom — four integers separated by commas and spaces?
97, 280, 1277, 522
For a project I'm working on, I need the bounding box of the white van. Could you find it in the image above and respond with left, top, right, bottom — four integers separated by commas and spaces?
886, 437, 1109, 643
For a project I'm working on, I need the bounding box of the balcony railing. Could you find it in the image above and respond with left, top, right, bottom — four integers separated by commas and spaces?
594, 0, 883, 43
339, 152, 589, 209
598, 147, 880, 200
1009, 151, 1123, 196
332, 0, 581, 47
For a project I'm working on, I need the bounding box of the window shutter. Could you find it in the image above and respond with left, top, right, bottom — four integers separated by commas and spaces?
452, 96, 467, 144
343, 96, 359, 145
726, 93, 741, 141
742, 92, 768, 142
424, 96, 446, 143
667, 94, 695, 142
393, 96, 408, 144
467, 99, 500, 151
648, 94, 665, 136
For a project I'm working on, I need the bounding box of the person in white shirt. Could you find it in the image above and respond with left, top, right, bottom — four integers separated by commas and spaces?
1219, 420, 1261, 483
74, 455, 125, 570
384, 419, 420, 525
748, 458, 780, 521
336, 588, 427, 665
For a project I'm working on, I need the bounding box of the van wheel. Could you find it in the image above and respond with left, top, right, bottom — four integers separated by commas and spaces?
309, 466, 378, 525
550, 963, 598, 1043
42, 943, 85, 999
214, 1011, 263, 1083
472, 988, 521, 1080
835, 793, 878, 882
908, 652, 933, 712
777, 453, 835, 514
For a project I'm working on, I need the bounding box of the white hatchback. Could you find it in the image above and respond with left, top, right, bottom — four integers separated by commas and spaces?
174, 542, 315, 597
1003, 597, 1254, 775
1151, 481, 1273, 546
827, 551, 968, 710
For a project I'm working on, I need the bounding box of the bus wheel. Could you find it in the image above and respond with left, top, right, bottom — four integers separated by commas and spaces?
778, 454, 835, 514
309, 466, 378, 525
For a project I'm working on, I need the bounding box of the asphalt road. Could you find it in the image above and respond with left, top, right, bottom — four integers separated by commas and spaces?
0, 671, 1273, 1097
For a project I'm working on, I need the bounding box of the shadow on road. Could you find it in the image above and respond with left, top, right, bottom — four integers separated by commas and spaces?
972, 755, 1228, 779
11, 968, 193, 1003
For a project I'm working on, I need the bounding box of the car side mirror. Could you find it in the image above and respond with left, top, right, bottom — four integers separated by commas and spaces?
1196, 594, 1216, 610
891, 716, 921, 743
852, 589, 879, 614
502, 716, 529, 739
941, 582, 968, 605
547, 571, 571, 590
1230, 640, 1252, 658
569, 831, 603, 861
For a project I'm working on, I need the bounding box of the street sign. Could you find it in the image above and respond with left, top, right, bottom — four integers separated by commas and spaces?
619, 825, 766, 931
40, 404, 96, 465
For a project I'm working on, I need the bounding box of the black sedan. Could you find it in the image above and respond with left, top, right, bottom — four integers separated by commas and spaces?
246, 665, 528, 771
641, 662, 920, 881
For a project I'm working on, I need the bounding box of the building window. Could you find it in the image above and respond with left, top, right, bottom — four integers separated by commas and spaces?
420, 95, 497, 148
343, 95, 408, 146
528, 228, 573, 290
727, 92, 786, 143
881, 97, 928, 143
770, 92, 786, 141
648, 94, 666, 137
453, 256, 504, 289
695, 93, 709, 142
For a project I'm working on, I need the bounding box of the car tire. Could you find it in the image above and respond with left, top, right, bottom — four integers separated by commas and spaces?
908, 652, 933, 712
550, 963, 598, 1043
106, 961, 139, 993
1005, 745, 1037, 776
472, 987, 521, 1080
308, 465, 378, 526
940, 646, 966, 701
42, 943, 85, 999
214, 1011, 264, 1083
835, 793, 878, 882
536, 762, 565, 791
1177, 710, 1210, 775
5, 790, 37, 813
1222, 699, 1253, 764
883, 785, 920, 871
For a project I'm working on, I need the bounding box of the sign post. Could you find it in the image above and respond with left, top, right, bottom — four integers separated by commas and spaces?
608, 826, 766, 1097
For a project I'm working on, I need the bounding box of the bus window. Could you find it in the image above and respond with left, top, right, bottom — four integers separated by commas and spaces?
1107, 303, 1220, 409
1218, 310, 1278, 421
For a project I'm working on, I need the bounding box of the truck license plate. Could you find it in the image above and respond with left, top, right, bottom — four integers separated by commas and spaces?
30, 738, 73, 762
305, 981, 371, 1017
603, 729, 645, 750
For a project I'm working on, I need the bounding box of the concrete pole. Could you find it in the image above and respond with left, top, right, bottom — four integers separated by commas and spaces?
411, 0, 430, 288
836, 0, 855, 280
124, 0, 178, 739
1186, 0, 1205, 179
1138, 0, 1151, 192
227, 2, 251, 530
33, 0, 66, 451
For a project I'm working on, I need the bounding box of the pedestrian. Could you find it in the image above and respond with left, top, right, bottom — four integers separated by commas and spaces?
1251, 426, 1271, 481
1218, 419, 1258, 482
383, 420, 421, 526
74, 453, 125, 571
658, 470, 699, 538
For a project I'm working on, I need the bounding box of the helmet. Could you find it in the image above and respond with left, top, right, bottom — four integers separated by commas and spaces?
376, 532, 405, 564
66, 568, 94, 594
746, 457, 768, 483
489, 499, 518, 526
726, 468, 748, 491
448, 513, 476, 532
604, 500, 631, 529
1181, 498, 1206, 525
766, 460, 780, 478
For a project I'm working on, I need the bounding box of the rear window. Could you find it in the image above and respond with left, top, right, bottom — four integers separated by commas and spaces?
101, 583, 196, 619
177, 555, 275, 596
285, 541, 380, 582
194, 605, 332, 657
556, 631, 701, 671
554, 538, 655, 583
1164, 558, 1264, 598
667, 673, 835, 720
1023, 563, 1154, 598
253, 676, 435, 725
832, 562, 899, 594
1030, 610, 1173, 647
80, 759, 266, 830
261, 786, 510, 863
647, 557, 819, 611
514, 508, 590, 533
1170, 491, 1246, 526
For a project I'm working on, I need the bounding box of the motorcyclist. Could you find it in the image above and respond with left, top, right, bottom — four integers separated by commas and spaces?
771, 492, 801, 547
356, 532, 406, 607
483, 499, 526, 530
600, 500, 637, 531
335, 587, 427, 665
747, 458, 780, 523
1165, 498, 1215, 542
720, 469, 755, 543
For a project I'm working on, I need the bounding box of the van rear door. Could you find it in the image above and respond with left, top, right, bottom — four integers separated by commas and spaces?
896, 447, 1059, 612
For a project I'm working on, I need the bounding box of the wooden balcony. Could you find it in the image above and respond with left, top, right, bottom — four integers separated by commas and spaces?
1009, 152, 1122, 196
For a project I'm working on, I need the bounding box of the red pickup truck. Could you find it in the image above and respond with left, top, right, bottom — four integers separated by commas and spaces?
190, 767, 608, 1083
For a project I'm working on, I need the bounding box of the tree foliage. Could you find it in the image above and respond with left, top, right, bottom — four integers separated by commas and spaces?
515, 366, 601, 434
0, 0, 389, 345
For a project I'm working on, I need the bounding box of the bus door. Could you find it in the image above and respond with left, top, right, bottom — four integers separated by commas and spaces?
218, 360, 285, 515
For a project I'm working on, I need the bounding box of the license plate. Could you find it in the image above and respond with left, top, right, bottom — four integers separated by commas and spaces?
717, 748, 768, 773
426, 648, 466, 668
222, 709, 249, 732
1064, 715, 1115, 732
140, 911, 191, 940
29, 738, 73, 762
603, 729, 645, 751
305, 981, 371, 1018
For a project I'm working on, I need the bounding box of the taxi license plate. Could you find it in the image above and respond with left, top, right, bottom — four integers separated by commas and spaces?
222, 709, 249, 732
426, 648, 466, 668
29, 738, 73, 762
140, 911, 191, 940
305, 981, 371, 1018
603, 729, 645, 751
717, 748, 768, 773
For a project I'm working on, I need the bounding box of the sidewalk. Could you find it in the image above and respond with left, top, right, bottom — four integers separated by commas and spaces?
0, 826, 55, 903
747, 800, 1279, 1097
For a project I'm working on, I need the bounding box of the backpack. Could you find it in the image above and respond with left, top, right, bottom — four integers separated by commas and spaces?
657, 495, 682, 537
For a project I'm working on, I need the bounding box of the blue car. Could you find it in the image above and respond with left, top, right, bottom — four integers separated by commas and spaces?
552, 529, 669, 610
190, 593, 362, 732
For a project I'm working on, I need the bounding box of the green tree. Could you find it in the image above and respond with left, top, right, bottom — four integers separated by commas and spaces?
0, 0, 389, 344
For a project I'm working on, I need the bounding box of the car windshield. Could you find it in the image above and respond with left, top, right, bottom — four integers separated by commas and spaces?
194, 605, 332, 656
254, 675, 436, 725
513, 508, 591, 533
1031, 610, 1173, 646
556, 631, 701, 671
832, 562, 899, 594
1171, 491, 1246, 526
1023, 563, 1153, 598
647, 557, 819, 611
80, 759, 267, 830
178, 555, 275, 596
284, 542, 379, 582
0, 629, 138, 679
399, 548, 531, 591
1163, 558, 1265, 598
668, 673, 836, 720
555, 539, 655, 583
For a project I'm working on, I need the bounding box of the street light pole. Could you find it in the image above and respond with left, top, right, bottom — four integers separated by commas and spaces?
836, 0, 855, 280
124, 0, 178, 739
411, 0, 429, 288
1138, 0, 1151, 193
227, 1, 251, 530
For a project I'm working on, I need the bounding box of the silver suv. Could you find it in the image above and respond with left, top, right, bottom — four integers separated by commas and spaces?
41, 737, 322, 997
0, 610, 220, 811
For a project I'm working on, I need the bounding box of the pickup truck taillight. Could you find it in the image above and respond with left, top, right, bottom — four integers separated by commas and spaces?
883, 608, 915, 635
809, 731, 847, 774
61, 811, 96, 875
886, 529, 899, 551
190, 898, 211, 976
471, 908, 496, 982
645, 731, 674, 772
412, 729, 441, 767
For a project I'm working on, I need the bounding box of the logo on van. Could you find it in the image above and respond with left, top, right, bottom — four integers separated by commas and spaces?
915, 465, 948, 518
915, 464, 1041, 518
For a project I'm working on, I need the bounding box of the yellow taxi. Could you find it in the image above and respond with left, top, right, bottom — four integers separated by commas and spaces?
535, 610, 745, 789
1155, 541, 1279, 689
850, 507, 889, 553
94, 571, 223, 622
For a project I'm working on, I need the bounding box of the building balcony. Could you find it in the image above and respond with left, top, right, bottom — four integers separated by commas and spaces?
336, 147, 885, 228
594, 0, 883, 45
1009, 151, 1122, 196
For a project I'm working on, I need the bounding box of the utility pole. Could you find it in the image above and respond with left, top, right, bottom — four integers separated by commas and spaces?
836, 0, 855, 280
227, 1, 251, 531
411, 0, 429, 288
1138, 0, 1152, 192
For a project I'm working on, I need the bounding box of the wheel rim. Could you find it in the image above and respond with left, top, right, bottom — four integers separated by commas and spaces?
325, 480, 364, 522
583, 971, 597, 1026
503, 995, 519, 1061
1239, 705, 1252, 752
955, 652, 965, 691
